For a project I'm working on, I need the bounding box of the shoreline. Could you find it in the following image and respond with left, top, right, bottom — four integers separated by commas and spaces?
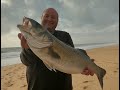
1, 44, 118, 67
1, 45, 119, 90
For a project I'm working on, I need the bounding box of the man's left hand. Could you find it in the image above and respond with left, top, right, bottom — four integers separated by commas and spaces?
81, 67, 94, 76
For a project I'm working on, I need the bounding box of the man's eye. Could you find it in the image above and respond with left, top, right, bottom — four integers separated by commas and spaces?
45, 15, 49, 18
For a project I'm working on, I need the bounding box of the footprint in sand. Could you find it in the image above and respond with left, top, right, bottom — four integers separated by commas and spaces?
20, 84, 27, 88
114, 70, 117, 73
6, 72, 12, 76
83, 81, 89, 83
83, 80, 92, 83
3, 69, 7, 71
83, 86, 88, 89
113, 69, 118, 73
18, 76, 25, 80
5, 80, 13, 87
113, 68, 119, 73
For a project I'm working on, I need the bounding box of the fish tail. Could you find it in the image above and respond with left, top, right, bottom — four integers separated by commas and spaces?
96, 67, 106, 90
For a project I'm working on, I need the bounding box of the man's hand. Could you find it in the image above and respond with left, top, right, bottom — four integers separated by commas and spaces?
81, 67, 94, 76
18, 33, 29, 49
81, 59, 95, 76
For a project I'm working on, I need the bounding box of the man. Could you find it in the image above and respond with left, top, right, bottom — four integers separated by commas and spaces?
18, 8, 94, 90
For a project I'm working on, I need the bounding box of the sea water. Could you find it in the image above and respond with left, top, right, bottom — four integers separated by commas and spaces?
1, 47, 22, 67
1, 43, 118, 67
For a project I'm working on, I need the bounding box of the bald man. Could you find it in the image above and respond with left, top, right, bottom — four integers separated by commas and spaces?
18, 8, 94, 90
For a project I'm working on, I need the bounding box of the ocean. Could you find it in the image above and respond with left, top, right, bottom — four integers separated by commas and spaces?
1, 43, 118, 67
1, 47, 22, 67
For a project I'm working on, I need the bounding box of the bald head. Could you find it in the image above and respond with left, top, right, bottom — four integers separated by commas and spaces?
42, 8, 58, 18
41, 8, 59, 31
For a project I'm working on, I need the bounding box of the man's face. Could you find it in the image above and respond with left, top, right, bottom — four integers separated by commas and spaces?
41, 8, 58, 31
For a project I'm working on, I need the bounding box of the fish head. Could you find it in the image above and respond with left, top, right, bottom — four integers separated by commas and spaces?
17, 17, 43, 36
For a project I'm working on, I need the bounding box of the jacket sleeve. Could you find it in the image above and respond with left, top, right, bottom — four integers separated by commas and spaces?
65, 33, 74, 48
20, 48, 40, 66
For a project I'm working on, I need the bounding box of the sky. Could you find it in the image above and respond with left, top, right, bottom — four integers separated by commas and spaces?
1, 0, 119, 48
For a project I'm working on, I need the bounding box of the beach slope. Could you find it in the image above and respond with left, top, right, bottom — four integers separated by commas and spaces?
1, 45, 119, 90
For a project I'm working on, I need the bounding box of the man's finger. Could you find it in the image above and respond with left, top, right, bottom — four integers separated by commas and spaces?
87, 68, 94, 76
18, 33, 22, 40
90, 71, 94, 76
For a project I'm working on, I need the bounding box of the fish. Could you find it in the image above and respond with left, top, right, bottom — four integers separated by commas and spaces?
17, 17, 106, 89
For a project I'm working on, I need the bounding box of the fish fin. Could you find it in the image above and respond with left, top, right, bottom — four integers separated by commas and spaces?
52, 68, 57, 72
43, 61, 52, 71
77, 49, 91, 61
43, 61, 57, 72
48, 47, 61, 59
96, 67, 106, 89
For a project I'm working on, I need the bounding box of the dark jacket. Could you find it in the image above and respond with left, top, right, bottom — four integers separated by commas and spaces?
20, 30, 74, 90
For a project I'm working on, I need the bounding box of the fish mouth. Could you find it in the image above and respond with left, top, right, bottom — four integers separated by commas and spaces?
17, 16, 32, 33
22, 17, 32, 28
23, 17, 29, 25
17, 16, 28, 27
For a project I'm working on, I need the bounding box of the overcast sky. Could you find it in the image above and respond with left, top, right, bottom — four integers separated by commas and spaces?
1, 0, 119, 48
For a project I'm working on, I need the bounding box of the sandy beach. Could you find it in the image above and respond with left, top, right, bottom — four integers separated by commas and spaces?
1, 45, 119, 90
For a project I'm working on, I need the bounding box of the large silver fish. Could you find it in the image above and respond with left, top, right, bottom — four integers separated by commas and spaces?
17, 17, 106, 89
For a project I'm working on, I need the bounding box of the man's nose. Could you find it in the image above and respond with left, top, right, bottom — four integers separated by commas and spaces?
47, 17, 52, 21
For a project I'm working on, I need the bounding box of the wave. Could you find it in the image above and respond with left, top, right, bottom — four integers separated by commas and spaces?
1, 47, 22, 53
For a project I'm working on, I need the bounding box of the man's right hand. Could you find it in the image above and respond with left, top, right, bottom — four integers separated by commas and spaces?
18, 33, 29, 49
